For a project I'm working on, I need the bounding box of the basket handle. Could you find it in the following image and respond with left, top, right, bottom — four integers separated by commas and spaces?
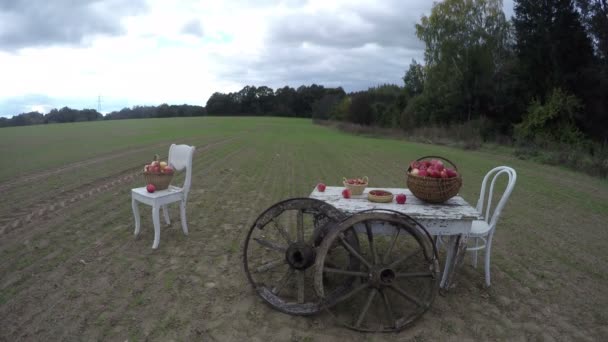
415, 156, 458, 171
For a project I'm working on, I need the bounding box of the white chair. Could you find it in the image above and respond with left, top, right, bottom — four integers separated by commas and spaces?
435, 166, 517, 287
468, 166, 517, 286
131, 144, 195, 249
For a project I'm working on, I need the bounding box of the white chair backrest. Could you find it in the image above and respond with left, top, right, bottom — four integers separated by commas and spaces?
476, 166, 517, 231
168, 144, 195, 198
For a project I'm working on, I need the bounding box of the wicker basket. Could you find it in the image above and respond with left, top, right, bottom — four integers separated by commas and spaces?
406, 156, 462, 203
368, 190, 394, 203
343, 176, 368, 195
143, 172, 173, 190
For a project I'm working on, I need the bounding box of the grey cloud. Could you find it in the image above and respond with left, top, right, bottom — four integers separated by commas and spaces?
0, 0, 147, 51
181, 19, 204, 37
218, 0, 430, 92
269, 1, 428, 49
217, 43, 423, 93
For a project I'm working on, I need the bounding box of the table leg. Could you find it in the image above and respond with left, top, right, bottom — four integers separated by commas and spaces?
439, 234, 468, 295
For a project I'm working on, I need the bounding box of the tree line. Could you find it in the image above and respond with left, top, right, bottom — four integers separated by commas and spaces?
0, 104, 206, 128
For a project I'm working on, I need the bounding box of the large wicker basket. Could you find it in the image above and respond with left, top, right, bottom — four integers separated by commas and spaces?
143, 172, 173, 190
406, 156, 462, 203
343, 176, 368, 196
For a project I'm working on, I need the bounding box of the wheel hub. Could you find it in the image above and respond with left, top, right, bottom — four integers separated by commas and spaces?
368, 266, 396, 288
285, 243, 315, 270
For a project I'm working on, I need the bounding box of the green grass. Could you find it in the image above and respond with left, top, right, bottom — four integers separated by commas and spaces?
1, 116, 607, 341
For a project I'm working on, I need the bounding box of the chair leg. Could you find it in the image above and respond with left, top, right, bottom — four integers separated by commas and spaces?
131, 198, 141, 236
484, 236, 493, 287
180, 201, 188, 235
472, 237, 478, 268
152, 204, 161, 249
162, 205, 171, 225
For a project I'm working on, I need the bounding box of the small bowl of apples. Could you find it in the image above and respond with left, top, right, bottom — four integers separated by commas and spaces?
143, 155, 175, 190
367, 189, 394, 203
343, 176, 368, 196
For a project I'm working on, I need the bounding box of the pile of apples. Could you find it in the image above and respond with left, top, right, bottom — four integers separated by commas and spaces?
345, 177, 367, 185
144, 159, 174, 175
409, 159, 458, 179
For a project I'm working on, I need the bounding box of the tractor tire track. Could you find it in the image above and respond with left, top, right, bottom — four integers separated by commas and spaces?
0, 137, 238, 236
0, 142, 178, 193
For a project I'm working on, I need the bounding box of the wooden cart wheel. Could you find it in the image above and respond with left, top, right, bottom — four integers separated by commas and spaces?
313, 211, 439, 332
243, 198, 358, 315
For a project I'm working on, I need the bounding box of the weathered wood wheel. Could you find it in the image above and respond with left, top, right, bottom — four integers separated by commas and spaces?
313, 211, 440, 332
243, 198, 357, 315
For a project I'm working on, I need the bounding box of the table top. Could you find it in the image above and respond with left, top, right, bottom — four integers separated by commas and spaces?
309, 186, 481, 221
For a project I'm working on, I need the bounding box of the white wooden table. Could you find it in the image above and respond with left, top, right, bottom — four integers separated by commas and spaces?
309, 186, 482, 293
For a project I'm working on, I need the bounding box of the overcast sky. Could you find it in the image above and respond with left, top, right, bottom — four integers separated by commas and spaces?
0, 0, 514, 117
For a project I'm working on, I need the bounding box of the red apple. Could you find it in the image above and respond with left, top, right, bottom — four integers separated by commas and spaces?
418, 169, 428, 177
317, 183, 326, 192
435, 164, 445, 172
410, 161, 421, 169
342, 188, 351, 199
396, 193, 407, 204
429, 169, 440, 178
146, 184, 156, 193
446, 169, 458, 178
440, 169, 448, 178
163, 166, 174, 174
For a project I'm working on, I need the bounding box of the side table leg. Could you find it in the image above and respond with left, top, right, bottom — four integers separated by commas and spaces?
439, 234, 468, 295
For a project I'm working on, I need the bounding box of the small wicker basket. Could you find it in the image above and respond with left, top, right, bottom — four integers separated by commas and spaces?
406, 156, 462, 203
343, 176, 368, 196
143, 172, 173, 190
143, 154, 174, 190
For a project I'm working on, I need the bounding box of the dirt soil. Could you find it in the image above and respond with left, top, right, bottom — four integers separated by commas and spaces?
1, 135, 607, 342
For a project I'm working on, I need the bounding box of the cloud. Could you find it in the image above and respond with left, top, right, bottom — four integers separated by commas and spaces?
181, 19, 204, 37
0, 0, 147, 51
269, 1, 427, 49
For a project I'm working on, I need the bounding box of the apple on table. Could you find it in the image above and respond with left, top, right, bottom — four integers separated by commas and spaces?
342, 188, 351, 199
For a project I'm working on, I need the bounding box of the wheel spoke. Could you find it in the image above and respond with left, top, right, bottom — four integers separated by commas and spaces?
271, 219, 292, 244
380, 289, 396, 329
272, 268, 294, 295
355, 289, 377, 328
339, 233, 371, 269
297, 209, 304, 243
383, 228, 401, 264
389, 283, 424, 307
256, 258, 285, 273
296, 270, 305, 303
388, 248, 420, 269
323, 267, 368, 277
396, 272, 434, 278
364, 222, 378, 265
253, 237, 287, 252
328, 282, 370, 307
